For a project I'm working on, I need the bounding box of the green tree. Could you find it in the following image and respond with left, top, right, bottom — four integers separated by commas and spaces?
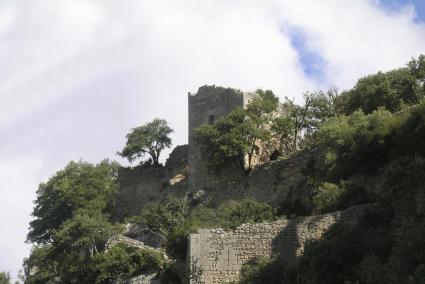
284, 94, 314, 150
194, 89, 279, 173
91, 244, 165, 284
283, 88, 339, 151
25, 160, 123, 283
0, 272, 11, 284
27, 160, 119, 244
216, 199, 276, 229
119, 118, 173, 166
23, 245, 57, 284
336, 56, 425, 115
270, 114, 294, 155
137, 197, 191, 241
52, 210, 123, 259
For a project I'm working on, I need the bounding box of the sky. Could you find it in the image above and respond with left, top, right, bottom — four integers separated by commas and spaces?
0, 0, 424, 280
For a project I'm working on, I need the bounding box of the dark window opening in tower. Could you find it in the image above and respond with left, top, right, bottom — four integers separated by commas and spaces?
208, 115, 215, 124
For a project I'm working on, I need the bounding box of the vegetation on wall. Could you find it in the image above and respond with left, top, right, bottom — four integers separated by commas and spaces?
194, 87, 344, 173
132, 198, 277, 261
194, 89, 280, 173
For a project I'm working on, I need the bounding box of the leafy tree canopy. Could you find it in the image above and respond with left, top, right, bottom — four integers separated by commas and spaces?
119, 118, 173, 166
194, 89, 280, 173
25, 160, 124, 283
337, 55, 425, 115
27, 160, 119, 244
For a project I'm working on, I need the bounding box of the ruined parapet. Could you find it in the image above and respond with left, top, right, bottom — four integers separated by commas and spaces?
188, 205, 366, 284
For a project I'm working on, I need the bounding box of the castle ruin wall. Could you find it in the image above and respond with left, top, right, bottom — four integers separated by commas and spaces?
188, 205, 365, 284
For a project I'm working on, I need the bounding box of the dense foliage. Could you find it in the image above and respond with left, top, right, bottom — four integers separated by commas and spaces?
27, 160, 119, 244
24, 160, 141, 284
91, 244, 165, 283
241, 55, 425, 284
119, 118, 173, 166
337, 55, 425, 114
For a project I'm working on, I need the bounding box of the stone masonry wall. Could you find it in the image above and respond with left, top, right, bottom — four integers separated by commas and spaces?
188, 205, 365, 284
197, 147, 319, 211
106, 235, 146, 250
114, 145, 188, 220
115, 144, 318, 221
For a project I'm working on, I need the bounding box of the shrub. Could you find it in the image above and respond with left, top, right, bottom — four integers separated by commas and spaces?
216, 199, 276, 229
92, 244, 165, 284
313, 182, 344, 213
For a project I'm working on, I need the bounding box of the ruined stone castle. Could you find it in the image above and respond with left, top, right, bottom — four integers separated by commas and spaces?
113, 85, 365, 284
115, 85, 300, 219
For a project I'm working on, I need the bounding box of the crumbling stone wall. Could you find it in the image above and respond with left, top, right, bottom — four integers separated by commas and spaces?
116, 144, 317, 221
114, 145, 188, 220
111, 273, 160, 284
188, 205, 365, 284
197, 148, 319, 212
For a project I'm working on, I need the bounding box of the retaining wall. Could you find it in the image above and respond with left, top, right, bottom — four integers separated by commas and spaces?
188, 206, 365, 284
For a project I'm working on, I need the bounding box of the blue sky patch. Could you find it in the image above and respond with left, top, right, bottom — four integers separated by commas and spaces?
287, 27, 327, 83
378, 0, 425, 22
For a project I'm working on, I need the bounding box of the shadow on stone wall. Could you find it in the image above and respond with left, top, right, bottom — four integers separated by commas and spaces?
271, 205, 366, 267
188, 205, 369, 284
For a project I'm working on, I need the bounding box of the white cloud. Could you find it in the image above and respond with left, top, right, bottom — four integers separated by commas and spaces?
0, 157, 43, 278
277, 0, 425, 88
0, 0, 424, 280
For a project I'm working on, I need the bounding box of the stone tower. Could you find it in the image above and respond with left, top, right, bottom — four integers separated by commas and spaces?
188, 85, 253, 191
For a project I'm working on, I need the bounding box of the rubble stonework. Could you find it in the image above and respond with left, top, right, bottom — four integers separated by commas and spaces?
105, 235, 146, 250
188, 206, 365, 284
111, 273, 160, 284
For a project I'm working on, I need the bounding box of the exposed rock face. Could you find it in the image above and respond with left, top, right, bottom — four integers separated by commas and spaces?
111, 273, 160, 284
106, 235, 167, 284
125, 223, 164, 249
106, 234, 168, 260
188, 205, 366, 284
105, 235, 146, 251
